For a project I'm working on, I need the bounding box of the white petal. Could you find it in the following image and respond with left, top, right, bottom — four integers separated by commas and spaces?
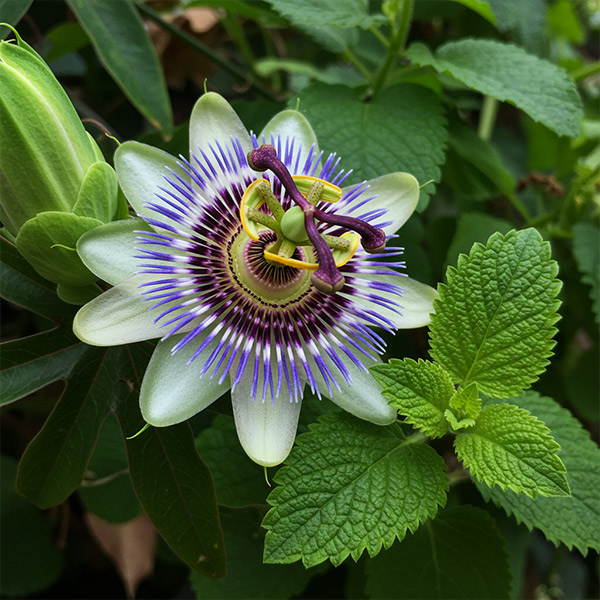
346, 274, 437, 329
258, 109, 318, 169
326, 356, 396, 425
73, 273, 160, 346
140, 333, 231, 427
114, 141, 187, 221
77, 218, 151, 286
231, 356, 302, 467
342, 173, 419, 235
189, 92, 252, 158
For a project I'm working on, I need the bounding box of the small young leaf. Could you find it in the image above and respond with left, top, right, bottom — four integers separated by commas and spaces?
262, 413, 448, 567
293, 83, 448, 207
455, 403, 569, 498
478, 392, 600, 555
195, 415, 269, 508
572, 223, 600, 324
429, 228, 561, 398
407, 39, 582, 137
370, 358, 454, 437
445, 382, 481, 430
72, 161, 118, 223
365, 506, 511, 600
190, 506, 321, 599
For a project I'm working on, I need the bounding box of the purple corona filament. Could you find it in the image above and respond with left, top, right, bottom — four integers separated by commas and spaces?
247, 144, 387, 294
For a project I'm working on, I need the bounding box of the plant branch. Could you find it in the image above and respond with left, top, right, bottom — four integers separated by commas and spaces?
137, 2, 277, 100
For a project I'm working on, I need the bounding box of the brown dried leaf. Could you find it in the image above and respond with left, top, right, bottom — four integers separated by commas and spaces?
85, 512, 157, 598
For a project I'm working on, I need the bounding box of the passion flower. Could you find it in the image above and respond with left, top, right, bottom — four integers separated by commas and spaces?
73, 93, 436, 466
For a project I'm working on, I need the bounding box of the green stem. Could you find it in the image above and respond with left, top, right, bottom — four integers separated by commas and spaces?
369, 25, 390, 48
343, 48, 375, 83
372, 0, 414, 95
570, 61, 600, 81
477, 95, 499, 141
137, 2, 277, 101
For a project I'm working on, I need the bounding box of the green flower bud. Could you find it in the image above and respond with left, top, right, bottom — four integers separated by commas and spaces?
0, 28, 102, 233
0, 27, 120, 298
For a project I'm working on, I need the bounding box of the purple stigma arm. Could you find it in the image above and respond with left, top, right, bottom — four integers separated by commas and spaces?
248, 144, 387, 253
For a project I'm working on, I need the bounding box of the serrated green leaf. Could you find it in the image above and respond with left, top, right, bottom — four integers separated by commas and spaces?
572, 223, 600, 324
455, 403, 569, 498
1, 455, 64, 598
445, 382, 480, 430
365, 506, 511, 599
195, 415, 269, 508
407, 39, 582, 137
0, 237, 74, 320
292, 83, 447, 207
445, 212, 513, 267
370, 358, 454, 438
262, 413, 448, 567
67, 0, 172, 136
16, 347, 131, 508
190, 506, 321, 599
478, 392, 600, 555
0, 326, 86, 406
116, 365, 226, 578
429, 228, 561, 398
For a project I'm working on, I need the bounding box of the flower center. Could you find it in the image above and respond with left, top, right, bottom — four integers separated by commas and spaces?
229, 229, 314, 303
243, 145, 387, 295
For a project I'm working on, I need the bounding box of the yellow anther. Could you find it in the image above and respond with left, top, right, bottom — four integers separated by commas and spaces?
292, 175, 342, 203
240, 178, 270, 241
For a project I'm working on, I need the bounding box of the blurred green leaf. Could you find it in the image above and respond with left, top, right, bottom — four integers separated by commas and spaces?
16, 347, 130, 508
449, 0, 496, 25
444, 121, 516, 201
487, 0, 547, 55
190, 506, 321, 599
407, 39, 582, 137
365, 506, 511, 599
293, 83, 448, 209
572, 223, 600, 324
67, 0, 173, 136
45, 22, 90, 63
116, 359, 226, 578
195, 415, 268, 508
0, 237, 74, 320
564, 348, 600, 422
1, 455, 64, 597
0, 0, 32, 39
547, 0, 584, 44
445, 212, 512, 267
0, 326, 86, 406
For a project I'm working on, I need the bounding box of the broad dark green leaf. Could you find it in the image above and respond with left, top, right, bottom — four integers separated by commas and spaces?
79, 414, 141, 523
0, 237, 74, 320
195, 415, 269, 508
116, 360, 226, 578
1, 455, 64, 597
16, 347, 130, 508
0, 325, 86, 406
365, 506, 511, 599
0, 0, 33, 39
293, 84, 447, 209
67, 0, 172, 136
488, 0, 547, 55
190, 506, 321, 599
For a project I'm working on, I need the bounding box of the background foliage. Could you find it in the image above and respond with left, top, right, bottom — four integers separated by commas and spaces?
1, 0, 598, 598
